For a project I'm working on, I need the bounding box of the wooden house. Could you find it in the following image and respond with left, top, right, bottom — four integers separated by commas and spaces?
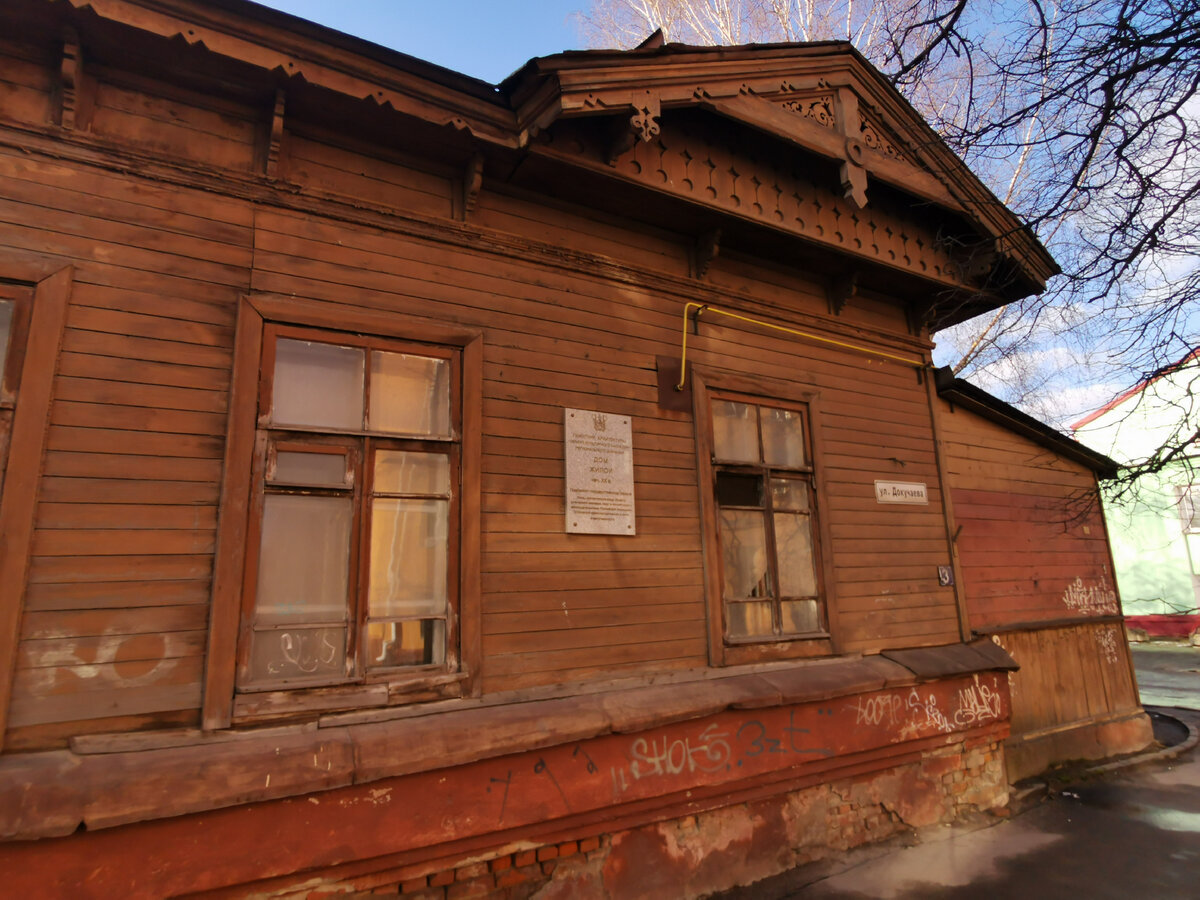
0, 0, 1151, 895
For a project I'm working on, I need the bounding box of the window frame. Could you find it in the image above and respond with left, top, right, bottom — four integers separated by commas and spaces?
203, 295, 482, 729
692, 370, 839, 667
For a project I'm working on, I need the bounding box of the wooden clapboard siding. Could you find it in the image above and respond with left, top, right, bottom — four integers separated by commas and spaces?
0, 25, 976, 742
0, 144, 248, 746
286, 132, 453, 221
247, 195, 958, 681
939, 401, 1114, 630
0, 35, 55, 126
89, 69, 260, 172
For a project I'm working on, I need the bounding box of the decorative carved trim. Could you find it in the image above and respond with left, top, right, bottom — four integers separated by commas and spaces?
630, 91, 661, 143
461, 151, 484, 219
693, 228, 721, 279
552, 118, 963, 287
858, 109, 902, 160
58, 30, 82, 130
778, 94, 836, 128
266, 89, 285, 179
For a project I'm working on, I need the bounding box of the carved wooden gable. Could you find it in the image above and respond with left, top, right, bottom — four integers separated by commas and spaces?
510, 45, 1058, 302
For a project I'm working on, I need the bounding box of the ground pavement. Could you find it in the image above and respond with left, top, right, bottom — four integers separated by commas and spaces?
715, 642, 1200, 899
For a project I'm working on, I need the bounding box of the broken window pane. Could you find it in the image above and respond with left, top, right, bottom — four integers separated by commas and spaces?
774, 512, 817, 597
719, 508, 771, 600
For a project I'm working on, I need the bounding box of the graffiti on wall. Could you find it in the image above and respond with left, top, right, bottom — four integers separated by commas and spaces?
1062, 576, 1119, 615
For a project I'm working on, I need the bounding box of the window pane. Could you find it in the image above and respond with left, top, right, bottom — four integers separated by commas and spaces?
719, 508, 771, 599
368, 498, 448, 617
247, 626, 346, 683
781, 599, 820, 633
255, 494, 352, 622
271, 339, 364, 430
761, 407, 806, 467
365, 619, 445, 668
712, 400, 759, 462
727, 600, 774, 638
0, 299, 12, 379
369, 351, 451, 437
272, 450, 349, 487
716, 471, 762, 507
770, 478, 809, 511
374, 450, 450, 495
774, 512, 817, 597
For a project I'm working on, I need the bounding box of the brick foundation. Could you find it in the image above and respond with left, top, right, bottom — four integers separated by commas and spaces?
307, 738, 1008, 900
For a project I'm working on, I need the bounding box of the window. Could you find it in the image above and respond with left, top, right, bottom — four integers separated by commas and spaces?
237, 325, 461, 692
696, 383, 833, 666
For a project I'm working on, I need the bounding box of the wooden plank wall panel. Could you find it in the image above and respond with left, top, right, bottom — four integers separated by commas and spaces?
250, 198, 958, 690
938, 401, 1115, 630
995, 622, 1140, 738
3, 147, 251, 747
287, 133, 453, 221
0, 36, 54, 126
88, 72, 260, 172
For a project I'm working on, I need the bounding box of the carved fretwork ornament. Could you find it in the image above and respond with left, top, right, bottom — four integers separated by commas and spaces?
630, 91, 661, 142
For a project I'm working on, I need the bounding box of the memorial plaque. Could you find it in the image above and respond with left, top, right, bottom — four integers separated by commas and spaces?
564, 408, 636, 534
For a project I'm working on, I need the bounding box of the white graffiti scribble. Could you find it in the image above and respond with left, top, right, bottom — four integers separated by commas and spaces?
1095, 627, 1121, 665
847, 678, 1002, 740
1063, 576, 1119, 615
953, 681, 1003, 727
611, 723, 731, 795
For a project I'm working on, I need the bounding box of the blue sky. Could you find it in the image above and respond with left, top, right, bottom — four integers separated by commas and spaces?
253, 1, 588, 83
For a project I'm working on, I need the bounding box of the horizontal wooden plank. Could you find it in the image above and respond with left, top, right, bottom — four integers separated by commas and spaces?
45, 426, 224, 459
31, 529, 216, 557
50, 400, 227, 436
484, 601, 703, 635
54, 376, 227, 414
17, 630, 205, 670
41, 451, 224, 483
20, 605, 210, 640
24, 580, 211, 611
26, 555, 212, 585
483, 618, 707, 655
36, 503, 219, 531
39, 477, 220, 505
61, 328, 232, 369
483, 584, 703, 613
482, 636, 706, 678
